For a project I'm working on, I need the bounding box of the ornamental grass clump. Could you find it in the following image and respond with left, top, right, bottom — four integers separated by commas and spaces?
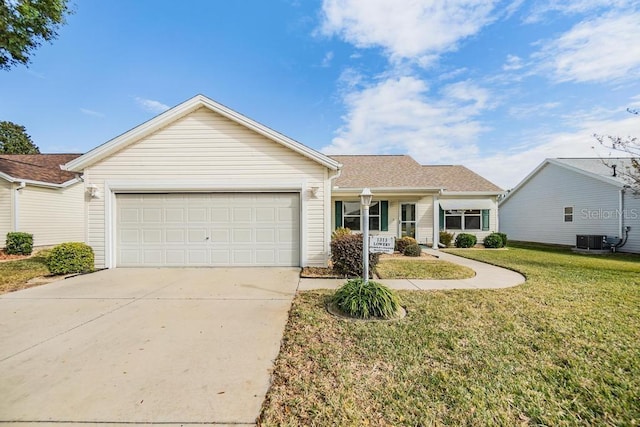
332, 278, 401, 319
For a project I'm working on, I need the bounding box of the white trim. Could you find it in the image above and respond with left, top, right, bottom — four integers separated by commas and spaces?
64, 94, 341, 173
333, 187, 441, 193
0, 172, 81, 189
299, 185, 307, 267
105, 180, 305, 193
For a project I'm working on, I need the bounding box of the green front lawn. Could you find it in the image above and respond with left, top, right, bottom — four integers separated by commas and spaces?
0, 252, 50, 294
376, 258, 475, 279
259, 244, 640, 426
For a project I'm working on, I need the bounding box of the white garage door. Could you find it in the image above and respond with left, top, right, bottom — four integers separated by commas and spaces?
116, 193, 300, 267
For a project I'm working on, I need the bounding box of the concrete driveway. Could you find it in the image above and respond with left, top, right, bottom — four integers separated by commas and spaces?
0, 267, 300, 426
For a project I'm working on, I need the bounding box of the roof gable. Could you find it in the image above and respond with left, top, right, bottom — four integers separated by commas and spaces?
0, 154, 81, 186
64, 94, 340, 172
330, 155, 502, 193
500, 157, 628, 205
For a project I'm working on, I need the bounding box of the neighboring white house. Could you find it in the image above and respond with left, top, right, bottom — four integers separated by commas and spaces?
61, 94, 502, 269
499, 158, 640, 253
0, 154, 84, 248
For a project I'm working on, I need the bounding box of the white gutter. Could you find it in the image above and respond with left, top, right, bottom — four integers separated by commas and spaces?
333, 186, 442, 192
0, 172, 81, 188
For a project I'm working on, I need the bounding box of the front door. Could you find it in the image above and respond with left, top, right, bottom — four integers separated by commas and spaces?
400, 203, 416, 239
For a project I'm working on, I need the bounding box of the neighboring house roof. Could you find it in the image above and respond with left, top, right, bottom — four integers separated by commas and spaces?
500, 157, 633, 205
64, 94, 341, 172
0, 154, 82, 186
329, 154, 502, 193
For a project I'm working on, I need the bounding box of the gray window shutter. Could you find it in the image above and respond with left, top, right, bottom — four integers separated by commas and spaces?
335, 201, 343, 229
439, 206, 445, 231
482, 209, 490, 231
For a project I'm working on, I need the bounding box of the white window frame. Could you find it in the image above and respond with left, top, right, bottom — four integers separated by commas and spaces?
341, 200, 381, 232
564, 206, 573, 223
444, 209, 482, 231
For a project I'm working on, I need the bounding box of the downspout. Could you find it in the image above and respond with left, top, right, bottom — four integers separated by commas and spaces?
325, 167, 342, 264
613, 187, 630, 251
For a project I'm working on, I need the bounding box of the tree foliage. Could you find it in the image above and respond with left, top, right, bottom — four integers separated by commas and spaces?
0, 121, 40, 154
0, 0, 72, 70
594, 108, 640, 192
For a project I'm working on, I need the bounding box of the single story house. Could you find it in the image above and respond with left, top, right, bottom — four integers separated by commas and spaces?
330, 155, 502, 248
61, 94, 502, 269
0, 154, 84, 247
499, 158, 639, 253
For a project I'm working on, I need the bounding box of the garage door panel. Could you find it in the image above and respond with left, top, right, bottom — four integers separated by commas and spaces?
165, 229, 185, 243
211, 229, 230, 243
165, 208, 184, 222
256, 229, 275, 243
143, 229, 162, 243
166, 250, 185, 264
143, 208, 162, 222
120, 229, 140, 244
116, 193, 300, 267
233, 208, 252, 222
211, 208, 230, 222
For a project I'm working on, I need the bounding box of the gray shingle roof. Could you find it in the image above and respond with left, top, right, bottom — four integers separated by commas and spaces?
553, 158, 634, 184
0, 154, 82, 184
330, 155, 502, 192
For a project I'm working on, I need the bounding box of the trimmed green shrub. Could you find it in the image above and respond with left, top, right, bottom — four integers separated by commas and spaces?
455, 233, 477, 248
47, 242, 94, 275
395, 236, 418, 253
496, 232, 508, 247
331, 227, 351, 241
403, 243, 422, 257
439, 231, 454, 248
331, 233, 380, 278
5, 232, 33, 255
483, 233, 504, 249
332, 278, 401, 319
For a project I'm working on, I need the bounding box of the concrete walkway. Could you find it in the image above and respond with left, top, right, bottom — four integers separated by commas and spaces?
298, 249, 525, 291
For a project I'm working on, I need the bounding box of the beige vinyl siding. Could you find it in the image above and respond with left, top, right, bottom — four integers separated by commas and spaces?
85, 107, 328, 268
500, 163, 620, 246
18, 183, 85, 247
0, 180, 13, 245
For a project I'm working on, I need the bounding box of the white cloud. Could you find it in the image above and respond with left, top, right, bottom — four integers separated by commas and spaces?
80, 108, 105, 118
322, 76, 491, 163
534, 12, 640, 83
135, 97, 170, 114
321, 51, 334, 67
525, 0, 634, 23
462, 107, 640, 189
502, 54, 523, 71
320, 0, 501, 64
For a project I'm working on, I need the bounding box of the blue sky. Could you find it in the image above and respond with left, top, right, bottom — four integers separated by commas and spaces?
1, 0, 639, 189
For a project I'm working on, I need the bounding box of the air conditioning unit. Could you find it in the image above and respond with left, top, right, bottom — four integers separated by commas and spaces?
576, 235, 609, 250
